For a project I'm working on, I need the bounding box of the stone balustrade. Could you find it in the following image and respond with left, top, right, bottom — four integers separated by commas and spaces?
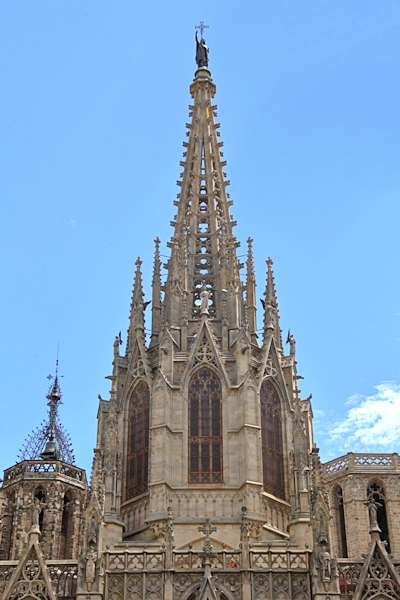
2, 460, 86, 484
322, 453, 400, 480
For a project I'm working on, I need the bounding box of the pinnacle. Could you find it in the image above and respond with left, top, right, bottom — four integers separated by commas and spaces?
265, 257, 278, 307
246, 238, 255, 279
262, 257, 283, 349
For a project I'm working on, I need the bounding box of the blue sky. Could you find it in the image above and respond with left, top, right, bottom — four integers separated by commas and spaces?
1, 1, 399, 475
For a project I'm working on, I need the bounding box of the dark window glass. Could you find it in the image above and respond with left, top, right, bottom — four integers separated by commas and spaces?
126, 381, 150, 500
189, 367, 222, 483
260, 380, 285, 499
367, 481, 390, 553
334, 486, 348, 558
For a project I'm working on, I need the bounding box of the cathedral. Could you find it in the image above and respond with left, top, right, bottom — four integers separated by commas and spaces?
1, 33, 400, 600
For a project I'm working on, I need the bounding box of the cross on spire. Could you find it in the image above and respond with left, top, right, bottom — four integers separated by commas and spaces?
195, 21, 209, 38
198, 518, 217, 540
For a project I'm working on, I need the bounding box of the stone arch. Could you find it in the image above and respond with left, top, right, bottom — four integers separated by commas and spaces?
0, 490, 15, 559
59, 489, 73, 559
181, 579, 236, 600
188, 366, 223, 484
33, 486, 46, 532
332, 484, 348, 558
260, 379, 285, 499
126, 380, 150, 501
367, 479, 390, 552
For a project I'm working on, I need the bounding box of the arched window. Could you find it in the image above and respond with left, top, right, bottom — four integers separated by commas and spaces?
333, 485, 348, 558
60, 492, 72, 559
34, 489, 46, 531
0, 491, 15, 560
189, 367, 222, 483
260, 380, 284, 499
367, 481, 390, 552
126, 381, 150, 500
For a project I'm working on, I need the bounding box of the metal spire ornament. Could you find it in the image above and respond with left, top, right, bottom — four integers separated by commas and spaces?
18, 360, 75, 464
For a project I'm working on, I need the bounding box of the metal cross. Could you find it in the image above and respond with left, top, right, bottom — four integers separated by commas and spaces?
195, 22, 209, 38
198, 518, 217, 540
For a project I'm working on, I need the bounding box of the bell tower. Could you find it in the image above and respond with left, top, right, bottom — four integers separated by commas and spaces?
0, 366, 87, 562
96, 35, 314, 553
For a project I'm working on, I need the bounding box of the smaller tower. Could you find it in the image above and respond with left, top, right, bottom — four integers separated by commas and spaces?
0, 364, 87, 562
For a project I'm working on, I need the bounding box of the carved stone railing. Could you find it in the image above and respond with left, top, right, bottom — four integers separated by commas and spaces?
3, 460, 86, 485
0, 560, 78, 598
105, 547, 309, 573
104, 548, 311, 600
322, 453, 400, 480
337, 560, 363, 596
0, 563, 14, 597
250, 549, 309, 570
174, 550, 241, 570
337, 558, 400, 597
106, 549, 165, 572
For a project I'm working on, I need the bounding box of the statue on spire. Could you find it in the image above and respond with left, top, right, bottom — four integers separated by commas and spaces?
195, 23, 209, 68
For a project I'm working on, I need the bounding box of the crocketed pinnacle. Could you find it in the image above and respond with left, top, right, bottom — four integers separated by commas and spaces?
263, 257, 282, 349
130, 257, 145, 332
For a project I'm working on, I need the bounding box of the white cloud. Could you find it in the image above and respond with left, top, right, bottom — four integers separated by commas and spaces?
324, 382, 400, 455
313, 409, 325, 418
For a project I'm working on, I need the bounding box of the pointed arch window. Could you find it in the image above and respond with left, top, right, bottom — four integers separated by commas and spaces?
260, 380, 285, 499
333, 485, 348, 558
60, 492, 72, 559
0, 491, 15, 560
34, 489, 46, 532
126, 381, 150, 500
367, 481, 390, 552
189, 367, 222, 483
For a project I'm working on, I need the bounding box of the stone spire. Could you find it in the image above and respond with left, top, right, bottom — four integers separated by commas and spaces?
162, 63, 244, 349
129, 257, 145, 335
150, 238, 162, 347
18, 363, 75, 465
246, 237, 258, 344
262, 257, 282, 350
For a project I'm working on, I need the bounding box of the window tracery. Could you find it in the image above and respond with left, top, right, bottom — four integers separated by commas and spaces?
126, 381, 150, 500
260, 380, 284, 499
189, 367, 222, 483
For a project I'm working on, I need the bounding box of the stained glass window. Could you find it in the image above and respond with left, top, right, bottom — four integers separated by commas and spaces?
126, 381, 150, 500
189, 367, 222, 483
260, 380, 285, 499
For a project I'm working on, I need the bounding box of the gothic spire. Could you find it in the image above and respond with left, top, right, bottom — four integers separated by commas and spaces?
162, 58, 244, 343
18, 362, 75, 465
262, 257, 282, 350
